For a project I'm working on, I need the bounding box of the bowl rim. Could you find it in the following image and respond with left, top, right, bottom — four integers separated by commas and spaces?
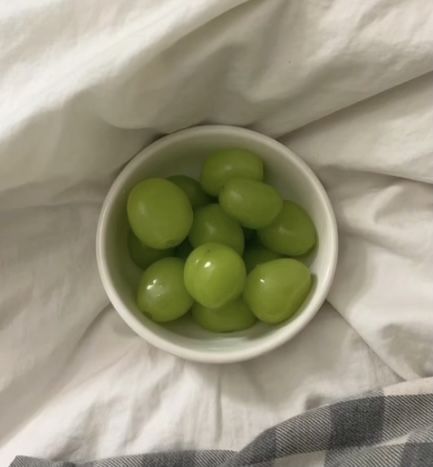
96, 125, 338, 363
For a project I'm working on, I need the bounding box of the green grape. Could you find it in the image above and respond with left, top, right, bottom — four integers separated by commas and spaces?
168, 175, 212, 209
243, 243, 281, 272
175, 239, 193, 260
189, 204, 244, 254
184, 243, 246, 309
219, 178, 283, 229
127, 178, 193, 250
192, 299, 256, 332
136, 257, 193, 322
128, 230, 174, 269
258, 200, 316, 256
200, 148, 264, 196
243, 259, 312, 324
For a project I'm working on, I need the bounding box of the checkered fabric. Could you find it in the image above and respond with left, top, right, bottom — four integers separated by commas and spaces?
10, 378, 433, 467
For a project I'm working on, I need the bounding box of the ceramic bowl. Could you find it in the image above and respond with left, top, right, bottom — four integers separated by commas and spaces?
96, 125, 338, 363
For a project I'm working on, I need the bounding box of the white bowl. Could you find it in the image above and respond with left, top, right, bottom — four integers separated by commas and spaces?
96, 125, 338, 363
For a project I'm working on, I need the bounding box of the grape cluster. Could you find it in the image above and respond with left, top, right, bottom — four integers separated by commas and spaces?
127, 149, 316, 331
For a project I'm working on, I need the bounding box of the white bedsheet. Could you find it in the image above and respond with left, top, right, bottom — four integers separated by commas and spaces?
0, 0, 432, 464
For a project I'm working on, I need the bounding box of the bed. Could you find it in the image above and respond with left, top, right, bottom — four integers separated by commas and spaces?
0, 1, 432, 465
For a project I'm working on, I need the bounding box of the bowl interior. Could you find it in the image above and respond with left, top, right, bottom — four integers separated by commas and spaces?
98, 126, 337, 362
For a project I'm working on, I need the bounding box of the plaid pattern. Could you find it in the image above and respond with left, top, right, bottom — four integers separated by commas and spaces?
11, 378, 433, 467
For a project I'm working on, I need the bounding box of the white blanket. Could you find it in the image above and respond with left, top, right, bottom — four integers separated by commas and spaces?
0, 0, 432, 464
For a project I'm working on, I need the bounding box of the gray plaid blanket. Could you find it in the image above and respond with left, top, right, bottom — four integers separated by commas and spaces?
10, 379, 433, 467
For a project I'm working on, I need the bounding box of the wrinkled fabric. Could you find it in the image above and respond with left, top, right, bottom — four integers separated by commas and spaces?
0, 0, 432, 465
10, 378, 433, 467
